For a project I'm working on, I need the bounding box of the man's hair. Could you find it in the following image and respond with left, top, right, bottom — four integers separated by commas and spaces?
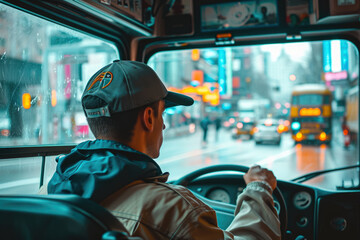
85, 97, 160, 143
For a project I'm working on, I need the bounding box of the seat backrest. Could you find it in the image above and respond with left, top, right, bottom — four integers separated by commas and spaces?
0, 194, 141, 240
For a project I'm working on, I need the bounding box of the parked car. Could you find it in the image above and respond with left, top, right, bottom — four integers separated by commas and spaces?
277, 119, 290, 133
231, 120, 255, 140
223, 114, 238, 130
0, 111, 10, 138
253, 119, 282, 145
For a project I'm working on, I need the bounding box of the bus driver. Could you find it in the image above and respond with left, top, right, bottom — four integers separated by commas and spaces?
45, 60, 281, 239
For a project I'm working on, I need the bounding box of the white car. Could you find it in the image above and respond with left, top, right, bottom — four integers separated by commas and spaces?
253, 119, 282, 145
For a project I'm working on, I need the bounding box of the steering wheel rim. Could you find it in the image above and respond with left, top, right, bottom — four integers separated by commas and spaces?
173, 164, 287, 238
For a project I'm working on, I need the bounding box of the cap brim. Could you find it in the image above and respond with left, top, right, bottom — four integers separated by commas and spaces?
164, 91, 194, 108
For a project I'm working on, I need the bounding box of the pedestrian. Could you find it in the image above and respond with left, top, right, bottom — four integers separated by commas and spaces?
200, 115, 210, 145
44, 60, 280, 239
214, 117, 222, 141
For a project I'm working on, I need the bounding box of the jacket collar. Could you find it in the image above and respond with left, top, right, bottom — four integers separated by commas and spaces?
48, 139, 164, 203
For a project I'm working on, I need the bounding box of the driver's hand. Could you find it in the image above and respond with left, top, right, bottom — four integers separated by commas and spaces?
244, 165, 277, 190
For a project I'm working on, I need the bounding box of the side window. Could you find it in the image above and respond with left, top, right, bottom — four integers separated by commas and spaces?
0, 4, 119, 147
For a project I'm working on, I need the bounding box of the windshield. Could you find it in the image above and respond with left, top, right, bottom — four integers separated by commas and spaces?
148, 41, 360, 190
293, 94, 326, 105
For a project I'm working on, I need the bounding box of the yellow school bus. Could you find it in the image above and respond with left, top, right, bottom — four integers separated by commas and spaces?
290, 84, 332, 144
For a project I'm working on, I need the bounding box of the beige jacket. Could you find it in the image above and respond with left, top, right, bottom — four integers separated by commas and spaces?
100, 175, 281, 240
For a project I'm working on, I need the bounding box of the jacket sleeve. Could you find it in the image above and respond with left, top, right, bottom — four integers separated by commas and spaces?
174, 181, 281, 240
225, 181, 281, 240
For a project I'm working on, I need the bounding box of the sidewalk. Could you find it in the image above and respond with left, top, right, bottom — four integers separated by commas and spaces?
163, 125, 194, 139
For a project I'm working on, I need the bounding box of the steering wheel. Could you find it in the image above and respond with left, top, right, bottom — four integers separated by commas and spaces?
173, 164, 287, 238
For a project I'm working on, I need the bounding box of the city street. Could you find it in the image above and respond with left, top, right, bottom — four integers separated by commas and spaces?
0, 125, 359, 194
159, 126, 359, 189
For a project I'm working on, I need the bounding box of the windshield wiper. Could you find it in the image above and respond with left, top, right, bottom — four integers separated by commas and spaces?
291, 164, 360, 184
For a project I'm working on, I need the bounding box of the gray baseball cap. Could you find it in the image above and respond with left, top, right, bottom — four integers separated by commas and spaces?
81, 60, 194, 118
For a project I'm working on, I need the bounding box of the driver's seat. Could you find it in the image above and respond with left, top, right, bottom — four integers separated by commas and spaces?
0, 194, 142, 240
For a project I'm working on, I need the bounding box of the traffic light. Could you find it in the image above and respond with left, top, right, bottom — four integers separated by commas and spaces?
22, 93, 31, 109
191, 49, 200, 61
51, 90, 57, 107
192, 70, 203, 85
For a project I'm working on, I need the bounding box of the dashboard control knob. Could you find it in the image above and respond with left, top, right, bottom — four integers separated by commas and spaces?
285, 230, 293, 238
330, 217, 347, 231
296, 216, 308, 227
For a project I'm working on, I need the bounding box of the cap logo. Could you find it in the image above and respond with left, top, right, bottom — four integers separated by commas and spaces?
87, 71, 113, 91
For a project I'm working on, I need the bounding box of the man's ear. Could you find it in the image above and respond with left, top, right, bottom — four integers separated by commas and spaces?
141, 106, 154, 131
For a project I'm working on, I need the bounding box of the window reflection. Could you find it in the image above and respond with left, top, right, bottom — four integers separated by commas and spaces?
0, 4, 119, 146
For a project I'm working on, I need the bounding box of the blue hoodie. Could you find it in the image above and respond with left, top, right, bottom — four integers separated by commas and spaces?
47, 139, 163, 203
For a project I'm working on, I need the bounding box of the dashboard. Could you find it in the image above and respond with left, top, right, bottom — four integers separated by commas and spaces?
185, 174, 360, 240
